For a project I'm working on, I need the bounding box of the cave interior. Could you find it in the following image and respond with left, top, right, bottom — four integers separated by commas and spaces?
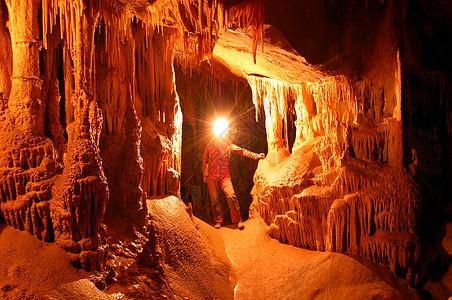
0, 0, 451, 299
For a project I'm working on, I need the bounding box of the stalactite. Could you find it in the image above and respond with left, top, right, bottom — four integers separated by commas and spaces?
247, 76, 290, 153
0, 0, 268, 280
220, 0, 264, 63
95, 17, 146, 212
46, 1, 109, 271
249, 47, 425, 285
131, 23, 183, 200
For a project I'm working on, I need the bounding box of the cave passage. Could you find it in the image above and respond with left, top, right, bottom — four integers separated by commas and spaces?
0, 0, 451, 299
176, 63, 267, 225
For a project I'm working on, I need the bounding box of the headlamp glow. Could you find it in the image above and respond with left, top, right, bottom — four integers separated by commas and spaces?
213, 118, 229, 136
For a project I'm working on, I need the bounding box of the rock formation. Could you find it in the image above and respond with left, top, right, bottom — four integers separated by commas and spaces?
176, 0, 452, 290
0, 0, 264, 294
0, 0, 450, 296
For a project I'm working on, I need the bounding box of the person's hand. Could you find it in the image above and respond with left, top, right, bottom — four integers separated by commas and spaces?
203, 176, 207, 183
258, 153, 265, 159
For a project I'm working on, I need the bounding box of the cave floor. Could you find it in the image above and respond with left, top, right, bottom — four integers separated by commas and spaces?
218, 218, 420, 300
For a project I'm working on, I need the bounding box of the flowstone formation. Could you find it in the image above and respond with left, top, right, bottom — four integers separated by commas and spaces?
0, 0, 62, 245
0, 0, 264, 279
0, 0, 450, 296
207, 0, 451, 288
211, 1, 449, 289
248, 72, 422, 283
166, 0, 451, 290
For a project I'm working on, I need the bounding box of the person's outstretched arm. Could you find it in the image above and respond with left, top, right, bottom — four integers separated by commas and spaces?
228, 144, 265, 160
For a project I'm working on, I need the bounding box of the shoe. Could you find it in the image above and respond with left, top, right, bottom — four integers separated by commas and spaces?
237, 222, 245, 230
214, 222, 222, 229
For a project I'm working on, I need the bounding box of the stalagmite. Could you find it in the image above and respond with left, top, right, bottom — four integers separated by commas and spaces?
0, 3, 11, 108
249, 65, 423, 282
210, 4, 451, 286
48, 1, 109, 270
0, 0, 61, 246
0, 0, 449, 297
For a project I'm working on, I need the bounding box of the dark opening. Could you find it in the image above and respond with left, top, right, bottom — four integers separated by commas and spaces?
175, 62, 267, 224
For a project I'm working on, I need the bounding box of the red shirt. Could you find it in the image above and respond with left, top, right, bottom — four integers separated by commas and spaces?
203, 140, 260, 179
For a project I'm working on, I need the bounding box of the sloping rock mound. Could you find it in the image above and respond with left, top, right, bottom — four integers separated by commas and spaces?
0, 224, 107, 299
221, 217, 420, 300
147, 196, 235, 299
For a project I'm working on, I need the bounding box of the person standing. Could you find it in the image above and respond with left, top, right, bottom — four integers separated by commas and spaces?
203, 119, 265, 229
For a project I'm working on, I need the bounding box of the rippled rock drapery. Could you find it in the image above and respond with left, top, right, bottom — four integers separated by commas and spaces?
236, 2, 451, 288
0, 0, 450, 295
248, 73, 421, 282
208, 0, 451, 288
0, 0, 60, 245
0, 0, 264, 276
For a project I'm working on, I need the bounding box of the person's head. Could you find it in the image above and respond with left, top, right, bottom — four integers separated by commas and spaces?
213, 118, 229, 137
211, 117, 232, 144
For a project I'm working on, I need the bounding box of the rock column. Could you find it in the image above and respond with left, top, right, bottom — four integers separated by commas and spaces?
6, 0, 43, 133
51, 1, 108, 271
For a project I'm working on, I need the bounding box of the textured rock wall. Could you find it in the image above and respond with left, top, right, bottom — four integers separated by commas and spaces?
401, 0, 452, 242
0, 0, 61, 247
248, 69, 425, 286
0, 0, 263, 275
248, 0, 449, 288
136, 27, 182, 199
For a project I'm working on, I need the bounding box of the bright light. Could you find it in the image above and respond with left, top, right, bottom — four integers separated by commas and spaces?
213, 118, 229, 136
